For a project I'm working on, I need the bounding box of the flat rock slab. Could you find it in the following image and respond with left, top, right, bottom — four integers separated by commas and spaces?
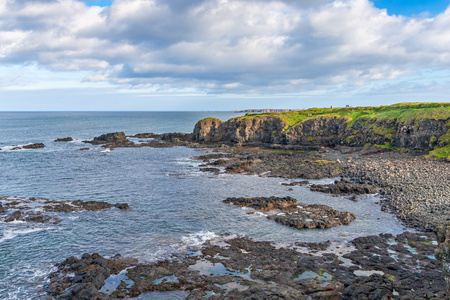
0, 196, 129, 224
310, 178, 379, 195
223, 196, 297, 210
281, 181, 310, 186
268, 203, 356, 229
223, 196, 356, 230
54, 137, 73, 142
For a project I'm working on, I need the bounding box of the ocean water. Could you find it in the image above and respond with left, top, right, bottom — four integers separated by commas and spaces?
0, 112, 406, 299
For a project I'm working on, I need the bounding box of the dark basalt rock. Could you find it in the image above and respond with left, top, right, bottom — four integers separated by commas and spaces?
45, 253, 138, 300
83, 132, 131, 147
341, 274, 393, 300
4, 210, 61, 224
224, 196, 297, 210
0, 196, 130, 224
435, 223, 450, 295
224, 196, 356, 230
310, 178, 379, 195
199, 167, 221, 173
193, 149, 341, 179
54, 137, 73, 142
21, 143, 45, 149
46, 232, 444, 299
281, 181, 310, 186
268, 204, 356, 229
127, 133, 156, 138
94, 132, 126, 143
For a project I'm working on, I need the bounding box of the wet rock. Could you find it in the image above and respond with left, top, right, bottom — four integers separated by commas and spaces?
341, 274, 393, 300
268, 204, 356, 230
199, 167, 221, 173
128, 133, 156, 138
20, 143, 46, 149
47, 231, 444, 299
224, 196, 356, 230
281, 181, 310, 186
54, 137, 73, 142
192, 148, 341, 179
349, 195, 358, 201
435, 223, 450, 295
45, 253, 137, 300
0, 196, 130, 225
83, 132, 133, 147
224, 196, 297, 210
310, 178, 379, 195
79, 148, 89, 151
115, 203, 130, 210
93, 132, 126, 143
5, 210, 22, 222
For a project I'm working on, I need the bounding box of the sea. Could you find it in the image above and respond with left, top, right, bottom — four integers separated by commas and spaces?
0, 112, 406, 299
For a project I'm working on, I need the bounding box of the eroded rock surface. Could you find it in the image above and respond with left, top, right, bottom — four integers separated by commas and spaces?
46, 232, 444, 299
310, 178, 379, 195
435, 223, 450, 295
224, 196, 356, 230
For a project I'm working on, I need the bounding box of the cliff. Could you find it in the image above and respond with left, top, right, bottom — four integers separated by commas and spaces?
193, 103, 450, 159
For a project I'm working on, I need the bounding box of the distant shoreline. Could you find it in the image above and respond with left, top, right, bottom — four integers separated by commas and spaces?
235, 109, 300, 113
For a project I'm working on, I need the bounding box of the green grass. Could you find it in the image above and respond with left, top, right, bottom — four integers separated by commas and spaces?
428, 145, 450, 159
238, 102, 450, 130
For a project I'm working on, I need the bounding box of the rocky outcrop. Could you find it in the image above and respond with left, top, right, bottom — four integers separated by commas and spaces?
54, 137, 73, 142
10, 143, 46, 150
0, 196, 130, 225
224, 196, 356, 230
46, 232, 444, 299
223, 196, 297, 210
45, 253, 138, 299
83, 132, 137, 148
310, 178, 379, 195
435, 223, 450, 295
192, 113, 449, 151
193, 118, 224, 143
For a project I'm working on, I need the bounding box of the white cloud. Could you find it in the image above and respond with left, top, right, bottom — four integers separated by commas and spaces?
1, 0, 450, 97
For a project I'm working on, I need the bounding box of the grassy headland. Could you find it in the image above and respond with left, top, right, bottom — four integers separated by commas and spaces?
238, 102, 450, 159
240, 102, 450, 129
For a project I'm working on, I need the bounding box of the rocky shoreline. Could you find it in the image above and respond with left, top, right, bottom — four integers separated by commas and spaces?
45, 231, 444, 299
9, 129, 448, 298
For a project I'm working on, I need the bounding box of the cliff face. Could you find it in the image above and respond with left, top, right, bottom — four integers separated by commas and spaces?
193, 115, 450, 151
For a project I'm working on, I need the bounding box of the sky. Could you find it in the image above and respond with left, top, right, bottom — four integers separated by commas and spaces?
1, 0, 450, 111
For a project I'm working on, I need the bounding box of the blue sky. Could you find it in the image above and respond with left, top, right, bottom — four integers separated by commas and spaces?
1, 0, 450, 111
373, 0, 450, 16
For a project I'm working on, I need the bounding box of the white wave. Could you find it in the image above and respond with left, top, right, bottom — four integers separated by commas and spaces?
0, 145, 26, 152
0, 227, 48, 243
181, 231, 218, 246
101, 148, 111, 153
